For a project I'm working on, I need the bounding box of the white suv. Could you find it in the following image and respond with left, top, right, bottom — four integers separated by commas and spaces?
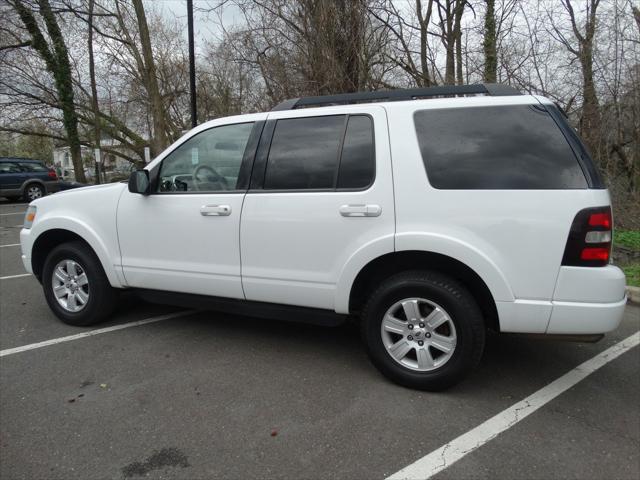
20, 84, 627, 390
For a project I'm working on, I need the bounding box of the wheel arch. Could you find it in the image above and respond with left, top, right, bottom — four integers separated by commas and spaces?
347, 251, 504, 332
22, 179, 46, 195
30, 226, 123, 288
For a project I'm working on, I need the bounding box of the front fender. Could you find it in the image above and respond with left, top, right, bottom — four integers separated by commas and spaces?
25, 216, 125, 288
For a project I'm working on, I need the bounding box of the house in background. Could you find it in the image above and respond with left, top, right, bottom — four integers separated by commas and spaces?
53, 134, 138, 180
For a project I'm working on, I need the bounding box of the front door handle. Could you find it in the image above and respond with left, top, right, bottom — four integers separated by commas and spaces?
339, 204, 382, 217
200, 204, 231, 216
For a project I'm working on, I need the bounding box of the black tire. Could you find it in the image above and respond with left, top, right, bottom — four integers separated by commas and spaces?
23, 183, 45, 202
361, 270, 485, 391
42, 241, 118, 326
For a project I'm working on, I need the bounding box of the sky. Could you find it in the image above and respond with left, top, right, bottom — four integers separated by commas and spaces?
145, 0, 243, 49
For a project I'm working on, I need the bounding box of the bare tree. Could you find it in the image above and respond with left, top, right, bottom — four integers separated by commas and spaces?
8, 0, 87, 182
369, 0, 436, 87
550, 0, 602, 156
434, 0, 467, 85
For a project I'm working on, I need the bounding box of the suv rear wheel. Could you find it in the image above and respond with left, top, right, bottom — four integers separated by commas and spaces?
42, 241, 118, 326
23, 183, 44, 202
361, 271, 485, 391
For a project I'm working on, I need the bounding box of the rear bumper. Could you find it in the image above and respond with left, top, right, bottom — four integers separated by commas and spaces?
44, 181, 61, 193
546, 297, 627, 334
497, 265, 627, 335
547, 265, 627, 334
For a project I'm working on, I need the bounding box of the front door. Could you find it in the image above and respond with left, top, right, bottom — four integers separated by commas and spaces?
117, 120, 261, 298
0, 161, 26, 195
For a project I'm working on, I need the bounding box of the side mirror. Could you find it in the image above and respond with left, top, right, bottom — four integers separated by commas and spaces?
128, 170, 150, 195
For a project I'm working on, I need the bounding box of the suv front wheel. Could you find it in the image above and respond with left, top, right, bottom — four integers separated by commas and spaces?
361, 271, 485, 391
42, 241, 118, 326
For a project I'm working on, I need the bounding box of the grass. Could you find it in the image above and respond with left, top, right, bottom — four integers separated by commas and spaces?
614, 230, 640, 287
622, 265, 640, 288
614, 230, 640, 251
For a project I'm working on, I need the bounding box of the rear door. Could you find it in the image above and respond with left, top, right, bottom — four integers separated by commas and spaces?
240, 106, 394, 311
17, 161, 53, 188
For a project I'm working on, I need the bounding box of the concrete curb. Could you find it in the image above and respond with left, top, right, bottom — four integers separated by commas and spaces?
627, 286, 640, 305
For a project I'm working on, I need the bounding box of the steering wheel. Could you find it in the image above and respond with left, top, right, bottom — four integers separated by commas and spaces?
192, 164, 228, 191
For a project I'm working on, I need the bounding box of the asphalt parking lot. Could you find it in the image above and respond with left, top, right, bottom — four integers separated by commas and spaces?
1, 200, 639, 480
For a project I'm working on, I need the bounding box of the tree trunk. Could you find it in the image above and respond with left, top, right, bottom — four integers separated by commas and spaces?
454, 0, 464, 85
483, 0, 497, 83
131, 0, 168, 157
13, 0, 87, 183
444, 2, 455, 85
579, 41, 601, 157
88, 0, 101, 184
417, 0, 434, 87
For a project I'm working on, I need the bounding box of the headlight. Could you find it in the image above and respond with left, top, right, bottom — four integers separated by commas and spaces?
23, 206, 37, 229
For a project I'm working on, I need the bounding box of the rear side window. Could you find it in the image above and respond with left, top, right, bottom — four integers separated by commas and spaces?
263, 115, 375, 190
414, 105, 587, 189
18, 162, 48, 172
337, 116, 375, 189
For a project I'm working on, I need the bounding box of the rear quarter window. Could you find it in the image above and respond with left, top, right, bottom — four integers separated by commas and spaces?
413, 105, 588, 189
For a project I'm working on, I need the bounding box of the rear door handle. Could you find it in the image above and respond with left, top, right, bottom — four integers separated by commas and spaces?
200, 204, 231, 216
339, 204, 382, 217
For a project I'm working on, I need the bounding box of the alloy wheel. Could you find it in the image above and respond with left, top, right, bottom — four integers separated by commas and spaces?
380, 297, 457, 371
51, 259, 90, 313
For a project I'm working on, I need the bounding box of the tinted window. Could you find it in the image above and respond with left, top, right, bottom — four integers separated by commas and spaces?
158, 122, 253, 192
0, 162, 21, 173
414, 105, 587, 189
264, 116, 345, 190
337, 115, 375, 189
18, 162, 48, 172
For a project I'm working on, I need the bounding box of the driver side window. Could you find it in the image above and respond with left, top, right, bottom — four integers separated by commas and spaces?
158, 122, 254, 192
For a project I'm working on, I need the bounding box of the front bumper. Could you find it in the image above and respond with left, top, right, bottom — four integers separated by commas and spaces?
20, 228, 33, 274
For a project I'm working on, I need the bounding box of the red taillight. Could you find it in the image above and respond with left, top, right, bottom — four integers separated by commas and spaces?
580, 247, 610, 261
562, 206, 612, 267
48, 169, 57, 179
588, 212, 611, 229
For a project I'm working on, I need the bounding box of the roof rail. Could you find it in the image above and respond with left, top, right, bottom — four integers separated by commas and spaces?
271, 83, 521, 111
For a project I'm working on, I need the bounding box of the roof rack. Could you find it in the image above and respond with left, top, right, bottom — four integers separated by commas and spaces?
271, 83, 521, 111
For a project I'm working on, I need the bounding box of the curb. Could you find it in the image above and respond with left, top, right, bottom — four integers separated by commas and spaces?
627, 286, 640, 305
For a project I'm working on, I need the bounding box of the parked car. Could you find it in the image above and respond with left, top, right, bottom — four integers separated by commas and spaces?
0, 157, 60, 201
19, 84, 627, 390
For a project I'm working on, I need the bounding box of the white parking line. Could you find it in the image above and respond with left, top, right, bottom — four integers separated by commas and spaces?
0, 310, 196, 357
0, 243, 20, 248
387, 331, 640, 480
0, 203, 27, 208
0, 273, 31, 280
0, 212, 25, 216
